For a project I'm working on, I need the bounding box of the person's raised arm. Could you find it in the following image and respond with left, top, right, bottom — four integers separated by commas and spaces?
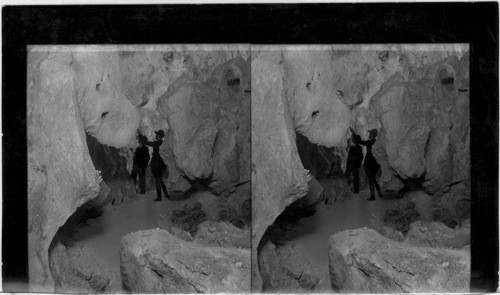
144, 140, 158, 147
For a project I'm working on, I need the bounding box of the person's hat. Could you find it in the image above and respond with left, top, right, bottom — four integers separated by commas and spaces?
368, 129, 378, 137
154, 129, 165, 138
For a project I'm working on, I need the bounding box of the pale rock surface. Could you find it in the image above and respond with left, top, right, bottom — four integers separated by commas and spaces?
193, 220, 250, 249
404, 220, 470, 249
328, 228, 470, 293
28, 47, 250, 292
251, 51, 310, 290
282, 50, 351, 148
120, 229, 250, 293
28, 52, 102, 292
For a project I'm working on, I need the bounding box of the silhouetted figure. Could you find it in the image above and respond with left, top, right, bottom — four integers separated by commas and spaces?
345, 134, 363, 193
131, 134, 150, 194
351, 127, 383, 201
145, 130, 169, 201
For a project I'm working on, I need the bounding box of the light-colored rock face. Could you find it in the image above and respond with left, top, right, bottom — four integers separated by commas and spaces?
251, 51, 311, 290
73, 52, 141, 147
28, 52, 102, 292
283, 50, 351, 147
252, 45, 469, 291
120, 229, 251, 293
367, 51, 469, 197
28, 46, 250, 292
329, 228, 470, 293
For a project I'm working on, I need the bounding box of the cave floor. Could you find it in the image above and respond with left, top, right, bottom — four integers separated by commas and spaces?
276, 188, 401, 292
67, 189, 196, 293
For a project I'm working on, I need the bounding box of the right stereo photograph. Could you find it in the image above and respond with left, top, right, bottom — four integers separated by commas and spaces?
251, 44, 470, 293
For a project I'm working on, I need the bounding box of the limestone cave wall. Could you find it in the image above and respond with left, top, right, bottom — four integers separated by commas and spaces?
27, 46, 249, 292
251, 45, 469, 291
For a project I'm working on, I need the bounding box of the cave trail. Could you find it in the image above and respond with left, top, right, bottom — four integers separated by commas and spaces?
286, 189, 400, 270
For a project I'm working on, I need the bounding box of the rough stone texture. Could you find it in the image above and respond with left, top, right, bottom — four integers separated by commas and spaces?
404, 220, 470, 249
28, 46, 250, 292
276, 241, 331, 292
366, 51, 469, 196
369, 74, 430, 180
28, 52, 102, 292
120, 229, 250, 293
251, 46, 469, 290
193, 220, 250, 249
329, 228, 470, 293
251, 51, 310, 290
193, 191, 225, 221
72, 51, 142, 148
166, 226, 194, 242
49, 243, 112, 293
258, 241, 301, 292
282, 50, 351, 147
407, 190, 439, 221
170, 202, 208, 234
382, 201, 421, 234
157, 75, 219, 180
151, 54, 250, 196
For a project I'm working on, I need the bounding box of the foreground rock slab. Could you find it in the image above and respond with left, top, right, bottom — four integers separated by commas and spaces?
328, 228, 469, 293
120, 228, 250, 293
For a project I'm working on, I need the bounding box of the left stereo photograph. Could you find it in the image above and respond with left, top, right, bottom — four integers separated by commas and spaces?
27, 45, 251, 293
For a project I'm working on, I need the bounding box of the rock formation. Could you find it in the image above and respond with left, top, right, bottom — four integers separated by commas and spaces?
251, 51, 310, 290
252, 45, 469, 291
328, 228, 470, 293
120, 228, 250, 293
28, 45, 249, 292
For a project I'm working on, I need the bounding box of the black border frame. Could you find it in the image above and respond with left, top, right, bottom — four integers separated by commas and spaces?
2, 3, 498, 292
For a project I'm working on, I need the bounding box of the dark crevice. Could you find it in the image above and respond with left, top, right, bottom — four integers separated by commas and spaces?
149, 267, 164, 279
227, 78, 240, 86
423, 130, 432, 158
441, 77, 454, 85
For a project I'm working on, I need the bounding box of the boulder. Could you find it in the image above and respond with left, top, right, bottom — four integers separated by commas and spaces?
369, 74, 430, 180
258, 241, 301, 292
157, 75, 218, 180
120, 229, 250, 293
166, 226, 194, 242
259, 240, 325, 292
404, 220, 470, 249
193, 220, 250, 249
328, 228, 470, 293
49, 243, 111, 293
251, 51, 310, 290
